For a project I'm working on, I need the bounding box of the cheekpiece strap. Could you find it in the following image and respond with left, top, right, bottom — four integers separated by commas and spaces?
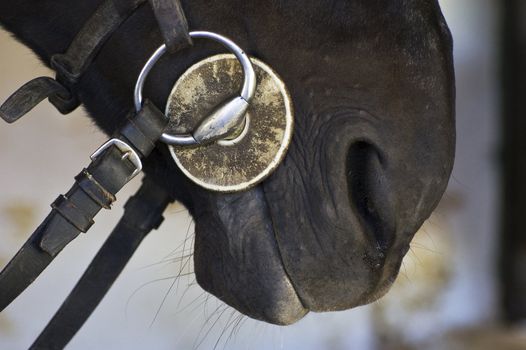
0, 0, 192, 119
0, 100, 168, 312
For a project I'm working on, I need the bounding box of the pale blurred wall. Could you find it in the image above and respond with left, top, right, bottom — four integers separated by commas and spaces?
373, 0, 503, 346
434, 0, 501, 327
0, 1, 512, 349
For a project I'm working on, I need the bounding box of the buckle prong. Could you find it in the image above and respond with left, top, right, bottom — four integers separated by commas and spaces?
91, 139, 142, 178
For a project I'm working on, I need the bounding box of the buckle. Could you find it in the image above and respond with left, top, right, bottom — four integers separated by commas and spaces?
91, 139, 142, 178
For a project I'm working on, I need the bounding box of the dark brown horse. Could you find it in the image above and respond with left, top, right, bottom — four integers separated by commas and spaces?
0, 0, 454, 328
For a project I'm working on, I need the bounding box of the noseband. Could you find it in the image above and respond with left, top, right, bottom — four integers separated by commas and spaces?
0, 1, 293, 348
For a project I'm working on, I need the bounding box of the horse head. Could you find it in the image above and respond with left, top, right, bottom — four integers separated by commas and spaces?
0, 0, 455, 325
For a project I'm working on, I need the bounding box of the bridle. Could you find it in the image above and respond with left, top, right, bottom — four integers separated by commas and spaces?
0, 1, 291, 348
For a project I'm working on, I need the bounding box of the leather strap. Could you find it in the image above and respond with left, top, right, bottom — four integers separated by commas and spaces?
50, 0, 146, 113
0, 100, 168, 312
0, 0, 193, 343
149, 0, 192, 53
30, 176, 171, 350
52, 0, 192, 84
50, 0, 145, 85
0, 77, 70, 123
0, 0, 192, 120
49, 0, 192, 111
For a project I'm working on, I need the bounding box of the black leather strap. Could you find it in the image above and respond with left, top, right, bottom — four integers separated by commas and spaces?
75, 170, 116, 209
50, 0, 145, 85
50, 0, 192, 112
50, 0, 147, 113
0, 100, 168, 312
0, 77, 71, 123
149, 0, 193, 52
0, 0, 192, 119
52, 0, 192, 84
0, 0, 193, 343
30, 176, 171, 350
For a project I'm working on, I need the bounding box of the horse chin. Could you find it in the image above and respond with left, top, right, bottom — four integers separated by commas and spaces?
192, 185, 308, 325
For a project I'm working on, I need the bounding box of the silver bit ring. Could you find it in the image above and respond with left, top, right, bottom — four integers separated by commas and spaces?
134, 31, 256, 146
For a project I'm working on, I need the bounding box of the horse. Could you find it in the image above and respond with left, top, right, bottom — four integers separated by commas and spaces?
0, 0, 455, 337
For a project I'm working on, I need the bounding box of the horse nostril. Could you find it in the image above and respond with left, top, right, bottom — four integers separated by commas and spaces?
346, 141, 396, 253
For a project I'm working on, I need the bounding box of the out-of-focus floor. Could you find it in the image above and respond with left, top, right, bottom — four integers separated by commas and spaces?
1, 0, 525, 349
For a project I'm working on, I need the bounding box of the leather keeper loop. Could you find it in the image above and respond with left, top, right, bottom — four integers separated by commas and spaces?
48, 56, 82, 114
119, 100, 168, 156
75, 170, 116, 209
49, 90, 80, 115
120, 119, 155, 158
50, 55, 79, 85
51, 195, 95, 233
132, 100, 169, 140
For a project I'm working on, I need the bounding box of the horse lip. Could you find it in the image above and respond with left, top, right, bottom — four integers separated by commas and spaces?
193, 185, 308, 325
265, 212, 398, 312
260, 183, 310, 310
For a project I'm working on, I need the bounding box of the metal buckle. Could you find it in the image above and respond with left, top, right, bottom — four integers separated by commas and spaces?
90, 139, 142, 178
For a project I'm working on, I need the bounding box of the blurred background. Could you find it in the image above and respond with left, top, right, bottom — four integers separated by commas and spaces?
0, 0, 525, 349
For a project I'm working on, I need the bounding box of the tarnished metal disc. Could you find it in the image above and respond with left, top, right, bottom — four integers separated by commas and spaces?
165, 54, 294, 192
